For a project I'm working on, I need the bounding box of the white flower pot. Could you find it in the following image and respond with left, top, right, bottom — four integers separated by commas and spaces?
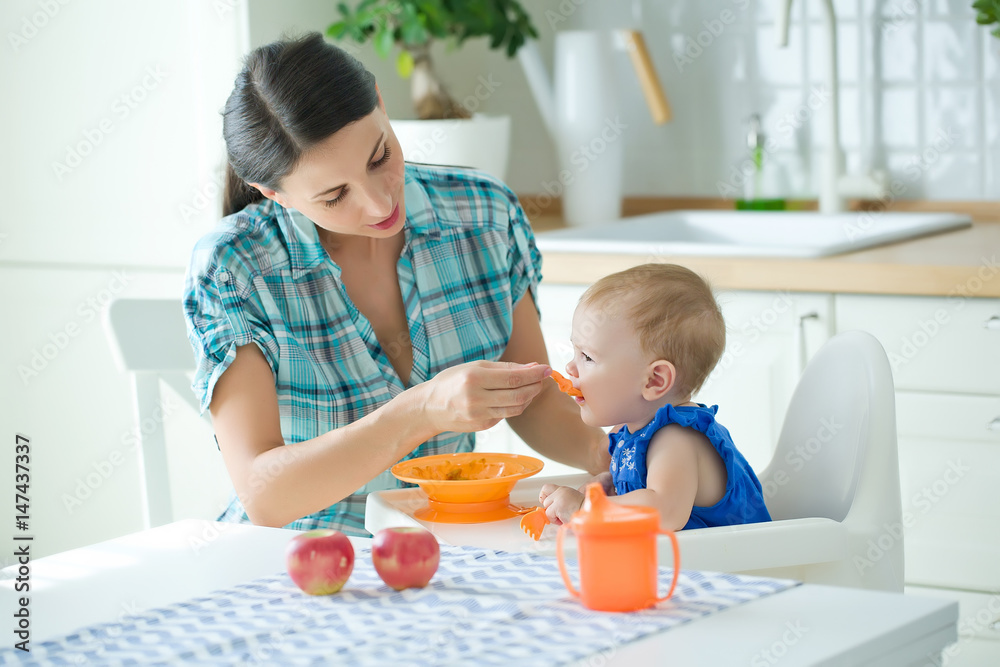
390, 114, 511, 181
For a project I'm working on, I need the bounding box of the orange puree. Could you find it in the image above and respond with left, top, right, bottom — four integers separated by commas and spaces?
550, 370, 583, 397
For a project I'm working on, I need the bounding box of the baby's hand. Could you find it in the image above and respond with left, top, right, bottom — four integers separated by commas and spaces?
540, 485, 585, 525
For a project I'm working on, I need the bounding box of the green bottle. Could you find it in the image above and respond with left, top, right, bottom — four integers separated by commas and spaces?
735, 114, 787, 211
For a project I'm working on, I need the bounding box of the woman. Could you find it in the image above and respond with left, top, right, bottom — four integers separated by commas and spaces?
183, 33, 609, 534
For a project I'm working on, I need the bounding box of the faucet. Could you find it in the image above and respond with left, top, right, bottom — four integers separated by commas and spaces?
776, 0, 887, 214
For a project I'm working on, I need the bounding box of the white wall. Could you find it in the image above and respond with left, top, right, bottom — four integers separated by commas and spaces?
245, 0, 1000, 201
1, 0, 246, 559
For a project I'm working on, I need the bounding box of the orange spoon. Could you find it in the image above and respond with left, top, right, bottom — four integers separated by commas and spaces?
520, 507, 549, 540
550, 370, 583, 397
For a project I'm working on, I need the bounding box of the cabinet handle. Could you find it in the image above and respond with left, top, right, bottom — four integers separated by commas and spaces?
986, 316, 1000, 331
798, 312, 820, 371
989, 418, 1000, 432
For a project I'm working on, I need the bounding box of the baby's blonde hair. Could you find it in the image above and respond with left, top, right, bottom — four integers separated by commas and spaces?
579, 263, 726, 398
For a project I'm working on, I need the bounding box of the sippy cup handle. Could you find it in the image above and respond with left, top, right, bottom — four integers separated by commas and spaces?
655, 527, 682, 603
555, 524, 580, 598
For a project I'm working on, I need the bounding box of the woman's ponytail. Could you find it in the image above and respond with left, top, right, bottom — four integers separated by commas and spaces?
222, 163, 264, 217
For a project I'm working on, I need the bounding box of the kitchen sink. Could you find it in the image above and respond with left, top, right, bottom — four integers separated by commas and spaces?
533, 210, 972, 259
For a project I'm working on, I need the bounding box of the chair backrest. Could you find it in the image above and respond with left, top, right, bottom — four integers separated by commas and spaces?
104, 299, 202, 528
106, 299, 195, 372
759, 330, 897, 523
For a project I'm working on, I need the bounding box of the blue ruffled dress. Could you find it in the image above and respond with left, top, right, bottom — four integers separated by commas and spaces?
608, 403, 771, 530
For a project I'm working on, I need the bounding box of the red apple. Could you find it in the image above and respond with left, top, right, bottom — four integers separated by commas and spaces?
371, 527, 440, 590
285, 529, 355, 595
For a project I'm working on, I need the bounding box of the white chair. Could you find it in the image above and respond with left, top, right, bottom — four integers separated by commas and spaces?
674, 329, 904, 591
104, 299, 205, 529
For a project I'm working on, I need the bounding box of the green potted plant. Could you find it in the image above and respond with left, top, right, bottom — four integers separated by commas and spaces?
327, 0, 538, 179
974, 0, 1000, 37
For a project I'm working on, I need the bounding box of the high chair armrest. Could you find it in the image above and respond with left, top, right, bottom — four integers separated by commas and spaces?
672, 517, 847, 573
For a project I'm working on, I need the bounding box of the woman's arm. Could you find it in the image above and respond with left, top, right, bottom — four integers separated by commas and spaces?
500, 293, 611, 475
210, 343, 550, 527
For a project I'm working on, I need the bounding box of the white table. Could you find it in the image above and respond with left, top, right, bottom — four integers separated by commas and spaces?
1, 519, 956, 665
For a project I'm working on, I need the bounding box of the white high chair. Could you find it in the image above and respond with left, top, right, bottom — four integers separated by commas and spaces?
674, 329, 904, 592
104, 299, 205, 529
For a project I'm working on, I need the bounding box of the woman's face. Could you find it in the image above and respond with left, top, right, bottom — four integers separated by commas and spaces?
253, 105, 407, 240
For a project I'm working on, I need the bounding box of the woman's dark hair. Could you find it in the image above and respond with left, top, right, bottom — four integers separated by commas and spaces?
222, 32, 379, 216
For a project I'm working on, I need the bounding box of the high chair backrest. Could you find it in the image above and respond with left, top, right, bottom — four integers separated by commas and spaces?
759, 330, 898, 524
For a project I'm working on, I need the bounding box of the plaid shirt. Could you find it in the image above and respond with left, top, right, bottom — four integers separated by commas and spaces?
183, 163, 543, 535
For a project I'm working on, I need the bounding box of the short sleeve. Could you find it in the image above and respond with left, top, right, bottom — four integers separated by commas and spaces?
183, 255, 279, 415
506, 198, 544, 318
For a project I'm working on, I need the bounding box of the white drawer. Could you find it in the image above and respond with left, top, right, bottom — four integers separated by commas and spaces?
906, 586, 1000, 643
896, 392, 1000, 442
835, 295, 1000, 395
896, 393, 1000, 590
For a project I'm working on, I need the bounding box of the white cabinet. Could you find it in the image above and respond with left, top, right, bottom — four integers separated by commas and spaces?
481, 284, 833, 476
836, 294, 1000, 664
696, 289, 833, 470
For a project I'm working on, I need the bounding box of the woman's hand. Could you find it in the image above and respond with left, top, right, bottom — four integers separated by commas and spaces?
539, 483, 585, 525
419, 360, 551, 433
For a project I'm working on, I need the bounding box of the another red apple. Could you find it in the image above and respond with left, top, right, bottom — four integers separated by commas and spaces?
285, 529, 355, 595
371, 527, 440, 590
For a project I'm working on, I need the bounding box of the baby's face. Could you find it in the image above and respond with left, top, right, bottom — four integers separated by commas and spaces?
565, 302, 654, 428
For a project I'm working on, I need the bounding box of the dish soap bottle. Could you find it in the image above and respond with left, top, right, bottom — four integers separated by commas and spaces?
736, 114, 788, 211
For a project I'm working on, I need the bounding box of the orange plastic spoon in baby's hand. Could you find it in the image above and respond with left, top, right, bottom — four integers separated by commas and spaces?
550, 370, 583, 397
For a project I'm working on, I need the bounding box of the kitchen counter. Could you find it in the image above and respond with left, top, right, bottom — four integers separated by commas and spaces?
528, 207, 1000, 298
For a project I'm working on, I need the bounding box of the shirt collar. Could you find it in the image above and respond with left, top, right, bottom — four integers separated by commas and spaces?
272, 165, 442, 280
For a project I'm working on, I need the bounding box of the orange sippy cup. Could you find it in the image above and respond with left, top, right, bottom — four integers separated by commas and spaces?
556, 482, 681, 612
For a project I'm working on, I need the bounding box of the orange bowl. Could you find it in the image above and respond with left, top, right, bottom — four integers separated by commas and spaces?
391, 452, 544, 504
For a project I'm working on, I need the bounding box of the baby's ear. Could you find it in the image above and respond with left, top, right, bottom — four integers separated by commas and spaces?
643, 360, 676, 400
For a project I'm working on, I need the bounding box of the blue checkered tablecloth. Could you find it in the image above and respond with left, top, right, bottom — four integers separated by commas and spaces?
4, 546, 799, 666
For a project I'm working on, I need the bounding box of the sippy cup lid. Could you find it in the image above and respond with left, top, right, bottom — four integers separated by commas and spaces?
569, 483, 661, 537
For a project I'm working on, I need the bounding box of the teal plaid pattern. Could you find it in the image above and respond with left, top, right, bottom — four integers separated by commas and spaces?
182, 163, 543, 535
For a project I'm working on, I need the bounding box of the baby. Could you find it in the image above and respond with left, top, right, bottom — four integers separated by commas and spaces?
540, 263, 771, 531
